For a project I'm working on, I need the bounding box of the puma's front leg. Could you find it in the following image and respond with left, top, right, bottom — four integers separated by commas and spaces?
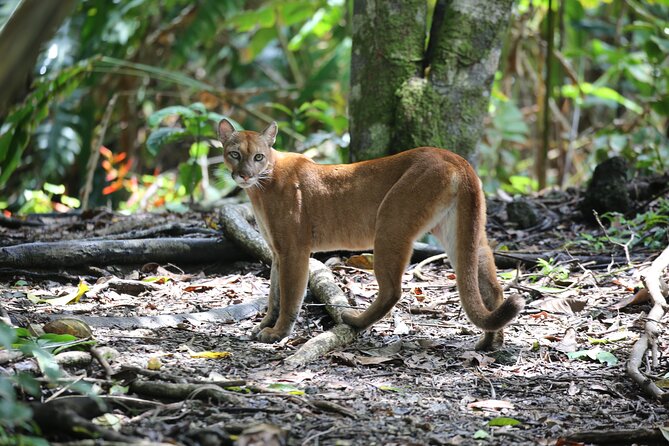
255, 250, 310, 343
251, 260, 280, 337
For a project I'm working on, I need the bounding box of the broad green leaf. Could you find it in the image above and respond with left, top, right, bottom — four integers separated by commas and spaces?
148, 106, 196, 127
474, 430, 490, 439
146, 128, 188, 156
189, 141, 209, 158
596, 351, 618, 366
567, 348, 618, 366
0, 322, 18, 349
488, 417, 522, 427
228, 7, 275, 32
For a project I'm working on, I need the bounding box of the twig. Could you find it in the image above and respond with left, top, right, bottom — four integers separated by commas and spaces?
90, 346, 114, 379
412, 253, 449, 281
592, 210, 635, 267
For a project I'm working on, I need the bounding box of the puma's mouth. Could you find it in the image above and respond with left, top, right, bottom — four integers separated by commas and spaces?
234, 176, 257, 188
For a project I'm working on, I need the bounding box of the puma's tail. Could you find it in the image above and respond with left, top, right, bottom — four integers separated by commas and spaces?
452, 169, 524, 332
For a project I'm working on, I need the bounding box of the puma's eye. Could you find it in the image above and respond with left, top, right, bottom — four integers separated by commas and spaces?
228, 151, 241, 160
254, 154, 265, 162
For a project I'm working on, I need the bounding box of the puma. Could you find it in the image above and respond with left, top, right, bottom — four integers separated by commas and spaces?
218, 119, 524, 350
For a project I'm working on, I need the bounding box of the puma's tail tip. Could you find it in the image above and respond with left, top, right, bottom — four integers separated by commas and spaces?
506, 293, 525, 315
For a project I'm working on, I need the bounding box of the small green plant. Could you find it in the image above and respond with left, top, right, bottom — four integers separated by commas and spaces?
536, 258, 569, 282
573, 200, 669, 253
0, 322, 97, 444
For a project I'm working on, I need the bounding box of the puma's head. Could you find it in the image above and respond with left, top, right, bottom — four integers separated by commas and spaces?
218, 119, 278, 189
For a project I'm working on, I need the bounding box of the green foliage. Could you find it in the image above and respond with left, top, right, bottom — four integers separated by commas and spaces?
484, 0, 669, 190
567, 347, 619, 366
0, 0, 349, 213
536, 258, 569, 282
0, 321, 98, 444
573, 199, 669, 252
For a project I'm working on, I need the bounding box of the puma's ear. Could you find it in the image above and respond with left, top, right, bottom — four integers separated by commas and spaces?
261, 121, 278, 146
218, 119, 236, 144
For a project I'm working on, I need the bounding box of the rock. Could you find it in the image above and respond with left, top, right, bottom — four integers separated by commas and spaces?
580, 156, 631, 222
506, 199, 539, 229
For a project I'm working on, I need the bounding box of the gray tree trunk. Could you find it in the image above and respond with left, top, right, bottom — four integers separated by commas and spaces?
349, 0, 513, 163
0, 0, 77, 117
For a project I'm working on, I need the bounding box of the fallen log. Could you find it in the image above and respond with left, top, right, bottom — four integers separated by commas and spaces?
0, 237, 248, 268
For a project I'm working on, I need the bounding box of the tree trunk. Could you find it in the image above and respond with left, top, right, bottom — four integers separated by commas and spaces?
349, 0, 426, 161
349, 0, 513, 163
0, 0, 78, 117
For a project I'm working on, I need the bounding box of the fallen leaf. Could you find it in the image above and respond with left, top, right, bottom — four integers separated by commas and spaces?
142, 276, 170, 284
531, 296, 586, 315
654, 378, 669, 389
374, 384, 403, 393
609, 288, 650, 310
357, 355, 397, 366
265, 383, 305, 395
346, 253, 374, 269
467, 399, 515, 411
393, 313, 410, 335
473, 430, 490, 439
588, 330, 631, 345
43, 318, 93, 339
147, 357, 162, 370
567, 347, 618, 366
236, 423, 287, 446
190, 351, 232, 359
412, 287, 425, 302
329, 351, 357, 366
360, 339, 402, 357
488, 417, 521, 427
42, 281, 90, 306
554, 327, 578, 353
461, 351, 495, 367
529, 311, 552, 319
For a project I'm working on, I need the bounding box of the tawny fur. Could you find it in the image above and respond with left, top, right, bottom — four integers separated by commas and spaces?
218, 119, 524, 350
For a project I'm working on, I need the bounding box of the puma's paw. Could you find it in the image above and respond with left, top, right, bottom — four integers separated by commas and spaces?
475, 331, 504, 351
251, 314, 278, 337
341, 309, 366, 329
254, 327, 289, 343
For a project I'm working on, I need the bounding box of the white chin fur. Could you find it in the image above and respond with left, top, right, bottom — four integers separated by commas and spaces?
235, 180, 256, 189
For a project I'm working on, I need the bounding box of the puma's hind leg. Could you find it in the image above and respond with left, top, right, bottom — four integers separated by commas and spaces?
475, 241, 506, 350
341, 238, 413, 329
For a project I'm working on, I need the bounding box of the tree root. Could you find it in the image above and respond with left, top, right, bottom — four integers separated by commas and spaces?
129, 379, 243, 405
565, 426, 668, 445
31, 396, 136, 443
626, 244, 669, 401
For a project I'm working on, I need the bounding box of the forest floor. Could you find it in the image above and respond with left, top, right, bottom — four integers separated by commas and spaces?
1, 188, 669, 446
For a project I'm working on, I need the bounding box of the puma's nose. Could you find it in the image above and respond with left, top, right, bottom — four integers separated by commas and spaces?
241, 174, 250, 181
